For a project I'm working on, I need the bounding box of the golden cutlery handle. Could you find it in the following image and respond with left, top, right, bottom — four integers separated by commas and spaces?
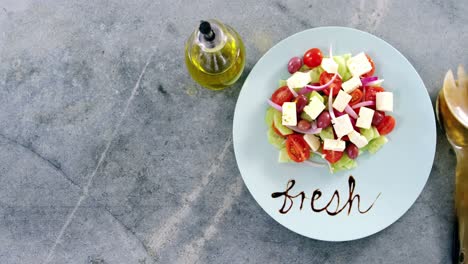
455, 148, 468, 263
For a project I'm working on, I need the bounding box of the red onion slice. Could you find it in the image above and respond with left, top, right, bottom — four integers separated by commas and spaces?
298, 83, 320, 94
351, 101, 375, 109
286, 125, 322, 134
360, 76, 378, 86
302, 73, 337, 92
328, 87, 336, 121
311, 121, 317, 130
267, 99, 282, 111
344, 105, 358, 119
366, 79, 384, 86
310, 152, 333, 172
287, 85, 298, 97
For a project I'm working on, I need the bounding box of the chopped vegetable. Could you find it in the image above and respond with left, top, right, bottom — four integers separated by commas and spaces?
265, 47, 396, 172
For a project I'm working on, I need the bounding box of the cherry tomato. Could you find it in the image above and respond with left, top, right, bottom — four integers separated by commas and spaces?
364, 86, 385, 102
286, 134, 310, 162
297, 120, 311, 131
271, 86, 294, 106
362, 55, 375, 78
320, 72, 342, 97
376, 116, 396, 135
303, 48, 323, 68
294, 95, 308, 113
372, 111, 386, 126
349, 89, 363, 106
346, 143, 359, 159
322, 149, 343, 164
272, 124, 285, 137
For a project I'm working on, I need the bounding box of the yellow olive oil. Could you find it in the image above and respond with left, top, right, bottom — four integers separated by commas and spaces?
185, 20, 245, 90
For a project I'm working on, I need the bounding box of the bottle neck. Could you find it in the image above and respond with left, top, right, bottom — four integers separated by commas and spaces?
197, 23, 225, 52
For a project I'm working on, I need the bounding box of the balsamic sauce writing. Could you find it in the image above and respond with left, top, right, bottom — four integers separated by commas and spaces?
271, 176, 381, 216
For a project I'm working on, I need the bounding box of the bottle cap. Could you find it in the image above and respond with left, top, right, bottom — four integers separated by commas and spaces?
199, 20, 216, 41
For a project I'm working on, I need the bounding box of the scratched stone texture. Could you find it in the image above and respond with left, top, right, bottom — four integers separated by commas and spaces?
0, 0, 467, 263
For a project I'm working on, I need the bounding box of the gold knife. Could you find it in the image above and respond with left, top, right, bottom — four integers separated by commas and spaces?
436, 65, 468, 263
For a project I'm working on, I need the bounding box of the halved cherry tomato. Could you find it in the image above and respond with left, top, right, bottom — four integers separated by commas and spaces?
362, 55, 375, 78
285, 134, 310, 162
272, 124, 285, 137
376, 116, 396, 135
271, 86, 294, 106
364, 86, 385, 102
303, 48, 323, 68
349, 89, 363, 106
322, 149, 344, 164
320, 72, 342, 97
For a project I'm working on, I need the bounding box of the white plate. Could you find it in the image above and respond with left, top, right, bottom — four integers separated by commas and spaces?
233, 27, 436, 241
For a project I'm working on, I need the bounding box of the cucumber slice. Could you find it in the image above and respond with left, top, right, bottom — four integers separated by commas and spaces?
300, 111, 313, 122
279, 79, 287, 87
268, 127, 286, 149
342, 71, 353, 82
372, 126, 380, 137
333, 53, 353, 82
360, 127, 375, 142
319, 126, 334, 140
299, 65, 311, 72
278, 148, 291, 163
331, 153, 357, 172
309, 67, 324, 83
333, 55, 347, 80
323, 95, 329, 104
308, 91, 324, 104
360, 145, 368, 152
360, 126, 381, 142
273, 110, 293, 135
265, 107, 276, 126
367, 136, 388, 154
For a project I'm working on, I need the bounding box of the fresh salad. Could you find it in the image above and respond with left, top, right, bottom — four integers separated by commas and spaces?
265, 47, 396, 172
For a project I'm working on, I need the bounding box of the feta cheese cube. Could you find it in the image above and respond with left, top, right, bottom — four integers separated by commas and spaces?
342, 76, 362, 93
321, 58, 338, 74
332, 114, 354, 138
376, 92, 393, 112
303, 96, 325, 120
347, 130, 368, 148
282, 102, 297, 126
356, 107, 374, 129
287, 71, 312, 89
323, 138, 346, 152
333, 90, 353, 112
304, 134, 321, 151
347, 52, 372, 77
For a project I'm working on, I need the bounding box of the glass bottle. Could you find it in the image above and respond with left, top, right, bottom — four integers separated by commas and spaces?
185, 19, 246, 90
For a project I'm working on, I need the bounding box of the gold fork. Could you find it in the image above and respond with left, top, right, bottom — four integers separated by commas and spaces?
436, 65, 468, 263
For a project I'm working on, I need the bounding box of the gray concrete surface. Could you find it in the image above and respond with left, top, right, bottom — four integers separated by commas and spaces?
0, 0, 466, 263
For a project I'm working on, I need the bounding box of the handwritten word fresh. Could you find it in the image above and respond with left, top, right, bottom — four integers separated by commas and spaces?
271, 176, 381, 216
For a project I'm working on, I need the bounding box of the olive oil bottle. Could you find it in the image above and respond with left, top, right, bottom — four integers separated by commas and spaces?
185, 19, 245, 90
